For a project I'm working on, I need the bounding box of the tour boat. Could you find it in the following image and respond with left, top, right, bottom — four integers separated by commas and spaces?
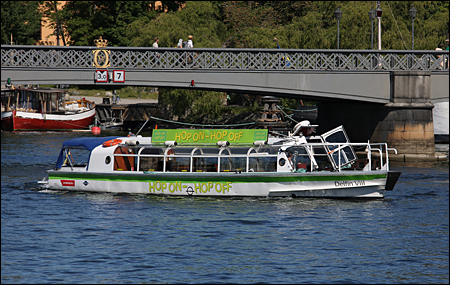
1, 87, 96, 131
38, 122, 401, 198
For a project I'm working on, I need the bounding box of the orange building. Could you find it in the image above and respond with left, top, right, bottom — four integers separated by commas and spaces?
36, 1, 68, 46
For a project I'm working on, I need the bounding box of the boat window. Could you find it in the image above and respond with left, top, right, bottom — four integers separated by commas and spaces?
192, 148, 218, 172
248, 156, 277, 172
285, 146, 312, 172
139, 147, 163, 172
219, 148, 231, 172
193, 157, 218, 172
232, 157, 247, 172
167, 147, 192, 172
257, 146, 278, 154
170, 156, 191, 172
219, 148, 245, 172
320, 126, 357, 169
61, 148, 90, 168
221, 156, 247, 172
114, 147, 137, 171
311, 145, 334, 171
329, 146, 357, 167
324, 131, 347, 146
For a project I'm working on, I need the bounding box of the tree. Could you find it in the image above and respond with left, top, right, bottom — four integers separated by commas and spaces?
1, 1, 42, 45
59, 1, 155, 46
126, 12, 186, 47
40, 1, 67, 46
158, 88, 225, 123
126, 1, 226, 48
222, 1, 281, 48
12, 0, 445, 49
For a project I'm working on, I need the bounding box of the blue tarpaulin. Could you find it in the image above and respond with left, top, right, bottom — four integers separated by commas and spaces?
54, 136, 120, 170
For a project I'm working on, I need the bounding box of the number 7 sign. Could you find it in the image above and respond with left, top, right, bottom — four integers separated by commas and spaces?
113, 70, 125, 83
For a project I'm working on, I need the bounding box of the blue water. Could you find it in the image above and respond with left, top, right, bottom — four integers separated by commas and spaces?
2, 131, 449, 284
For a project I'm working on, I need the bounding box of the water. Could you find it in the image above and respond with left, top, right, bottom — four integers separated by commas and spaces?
2, 131, 449, 284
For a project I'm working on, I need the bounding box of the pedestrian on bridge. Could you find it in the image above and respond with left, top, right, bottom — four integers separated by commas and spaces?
186, 35, 195, 64
177, 39, 183, 48
186, 35, 194, 48
273, 37, 291, 68
153, 37, 160, 66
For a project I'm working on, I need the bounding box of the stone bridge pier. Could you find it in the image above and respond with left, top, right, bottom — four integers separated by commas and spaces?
317, 71, 443, 161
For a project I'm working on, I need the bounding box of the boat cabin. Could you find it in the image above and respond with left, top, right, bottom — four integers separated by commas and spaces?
55, 126, 363, 174
1, 87, 66, 114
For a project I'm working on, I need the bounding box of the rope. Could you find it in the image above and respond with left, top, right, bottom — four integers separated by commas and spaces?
148, 116, 256, 127
277, 105, 318, 112
276, 105, 298, 124
276, 105, 318, 124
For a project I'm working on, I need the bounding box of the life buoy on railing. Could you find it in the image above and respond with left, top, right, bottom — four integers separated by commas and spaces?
102, 139, 122, 147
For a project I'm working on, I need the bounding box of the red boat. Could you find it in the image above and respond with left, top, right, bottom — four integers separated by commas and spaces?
1, 87, 96, 132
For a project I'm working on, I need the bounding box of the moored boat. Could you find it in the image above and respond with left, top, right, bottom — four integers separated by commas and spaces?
38, 122, 401, 198
1, 87, 95, 131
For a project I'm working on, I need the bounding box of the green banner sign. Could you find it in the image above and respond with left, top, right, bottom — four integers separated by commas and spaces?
152, 129, 268, 145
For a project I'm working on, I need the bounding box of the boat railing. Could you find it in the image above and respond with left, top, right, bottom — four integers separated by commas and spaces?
110, 140, 397, 173
135, 153, 279, 173
305, 141, 395, 172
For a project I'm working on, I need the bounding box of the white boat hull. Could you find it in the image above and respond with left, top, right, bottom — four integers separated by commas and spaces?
44, 170, 389, 198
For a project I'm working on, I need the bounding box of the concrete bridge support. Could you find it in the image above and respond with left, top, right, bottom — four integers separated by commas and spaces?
317, 71, 443, 161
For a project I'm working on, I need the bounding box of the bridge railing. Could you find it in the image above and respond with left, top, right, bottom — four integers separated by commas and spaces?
1, 45, 448, 71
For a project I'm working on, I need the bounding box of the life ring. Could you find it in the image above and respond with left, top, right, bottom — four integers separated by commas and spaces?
166, 148, 175, 162
103, 139, 122, 147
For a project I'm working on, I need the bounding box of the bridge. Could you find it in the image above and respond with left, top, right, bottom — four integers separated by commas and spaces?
1, 46, 448, 104
1, 45, 449, 160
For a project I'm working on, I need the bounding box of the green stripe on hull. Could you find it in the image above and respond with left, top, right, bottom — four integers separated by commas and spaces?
48, 171, 387, 183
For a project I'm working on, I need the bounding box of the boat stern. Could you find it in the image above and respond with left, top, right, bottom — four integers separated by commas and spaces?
385, 171, 401, 190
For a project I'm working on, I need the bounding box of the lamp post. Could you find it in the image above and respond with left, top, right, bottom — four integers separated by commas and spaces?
409, 5, 417, 50
369, 7, 376, 49
335, 7, 342, 49
376, 2, 382, 50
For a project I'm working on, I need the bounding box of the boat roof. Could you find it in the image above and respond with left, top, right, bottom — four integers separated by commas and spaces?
55, 136, 120, 170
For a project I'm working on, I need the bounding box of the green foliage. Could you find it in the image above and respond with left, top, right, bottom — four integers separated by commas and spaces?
283, 11, 334, 49
127, 12, 186, 47
189, 90, 225, 122
59, 1, 155, 46
1, 1, 42, 45
159, 88, 225, 123
3, 1, 448, 49
127, 1, 226, 48
222, 1, 281, 47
